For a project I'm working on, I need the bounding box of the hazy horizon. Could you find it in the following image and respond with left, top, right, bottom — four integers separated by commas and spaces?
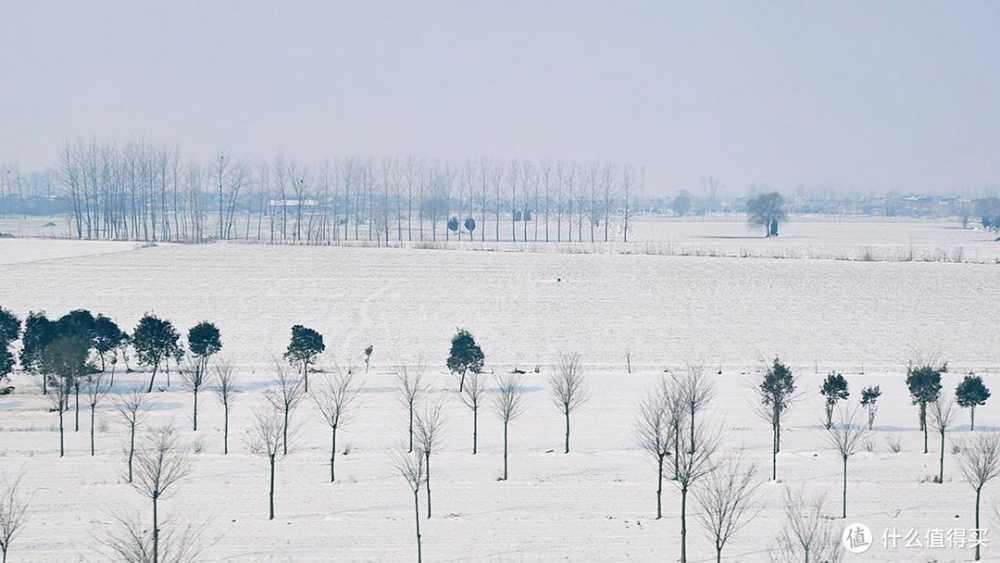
2, 1, 999, 196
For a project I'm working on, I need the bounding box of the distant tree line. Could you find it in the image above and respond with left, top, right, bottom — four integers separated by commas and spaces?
2, 140, 647, 244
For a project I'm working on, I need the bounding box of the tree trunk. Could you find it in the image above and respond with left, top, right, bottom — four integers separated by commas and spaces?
771, 426, 777, 481
330, 426, 337, 482
975, 488, 982, 561
425, 451, 432, 518
90, 404, 96, 456
74, 383, 80, 431
656, 454, 664, 519
283, 409, 289, 456
689, 407, 696, 453
408, 404, 414, 453
152, 494, 159, 563
680, 485, 688, 563
472, 407, 478, 454
223, 403, 229, 455
842, 455, 848, 518
923, 410, 929, 454
269, 454, 276, 520
503, 420, 509, 480
459, 370, 465, 393
971, 406, 976, 431
303, 361, 309, 393
673, 422, 680, 480
147, 362, 159, 393
128, 424, 135, 481
776, 413, 781, 453
564, 407, 570, 454
193, 388, 199, 431
939, 430, 945, 482
413, 489, 423, 563
58, 408, 64, 457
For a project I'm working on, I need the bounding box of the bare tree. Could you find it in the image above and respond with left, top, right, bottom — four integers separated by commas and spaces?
663, 375, 687, 480
116, 390, 150, 483
929, 396, 958, 483
180, 358, 207, 432
415, 399, 446, 518
958, 432, 1000, 561
694, 456, 762, 563
131, 425, 192, 563
396, 365, 425, 453
673, 420, 719, 563
822, 406, 870, 518
84, 372, 112, 456
312, 369, 362, 482
266, 363, 305, 456
391, 450, 425, 563
771, 487, 843, 563
678, 364, 715, 453
46, 374, 71, 457
493, 374, 526, 481
247, 401, 287, 520
0, 474, 31, 563
635, 381, 676, 519
99, 509, 210, 563
211, 360, 238, 455
459, 371, 485, 454
550, 353, 588, 453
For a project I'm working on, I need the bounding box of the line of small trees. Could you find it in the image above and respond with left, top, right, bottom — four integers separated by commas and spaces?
5, 307, 1000, 561
15, 140, 645, 245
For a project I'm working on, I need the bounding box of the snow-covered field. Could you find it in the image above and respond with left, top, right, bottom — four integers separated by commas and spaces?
1, 232, 1000, 562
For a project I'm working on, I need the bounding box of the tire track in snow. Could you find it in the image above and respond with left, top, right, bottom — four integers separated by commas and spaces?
334, 278, 400, 367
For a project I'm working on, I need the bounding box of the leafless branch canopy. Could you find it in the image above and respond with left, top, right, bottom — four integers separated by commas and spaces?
313, 368, 363, 430
493, 374, 526, 423
130, 426, 192, 501
415, 399, 447, 455
211, 359, 239, 406
549, 353, 588, 414
0, 473, 31, 560
115, 390, 150, 428
98, 510, 212, 563
391, 450, 426, 493
823, 406, 870, 459
694, 455, 762, 556
959, 432, 1000, 491
247, 401, 286, 458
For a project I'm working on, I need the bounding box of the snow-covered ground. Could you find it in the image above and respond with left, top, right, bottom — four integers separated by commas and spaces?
1, 233, 999, 561
0, 238, 141, 266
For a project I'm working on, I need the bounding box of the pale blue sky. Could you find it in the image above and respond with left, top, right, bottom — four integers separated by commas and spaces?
2, 1, 998, 194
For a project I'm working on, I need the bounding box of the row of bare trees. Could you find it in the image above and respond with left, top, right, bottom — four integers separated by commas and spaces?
14, 353, 1000, 562
50, 140, 643, 244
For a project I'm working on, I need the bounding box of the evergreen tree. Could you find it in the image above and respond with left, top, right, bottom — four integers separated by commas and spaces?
188, 321, 222, 368
860, 385, 882, 430
132, 314, 181, 392
820, 372, 849, 429
284, 324, 324, 392
447, 328, 484, 392
956, 375, 991, 431
758, 357, 795, 480
19, 312, 56, 380
906, 364, 943, 454
0, 306, 20, 343
93, 314, 127, 372
0, 307, 20, 385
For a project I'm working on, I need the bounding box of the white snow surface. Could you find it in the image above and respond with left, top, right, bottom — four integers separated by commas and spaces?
0, 236, 999, 561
